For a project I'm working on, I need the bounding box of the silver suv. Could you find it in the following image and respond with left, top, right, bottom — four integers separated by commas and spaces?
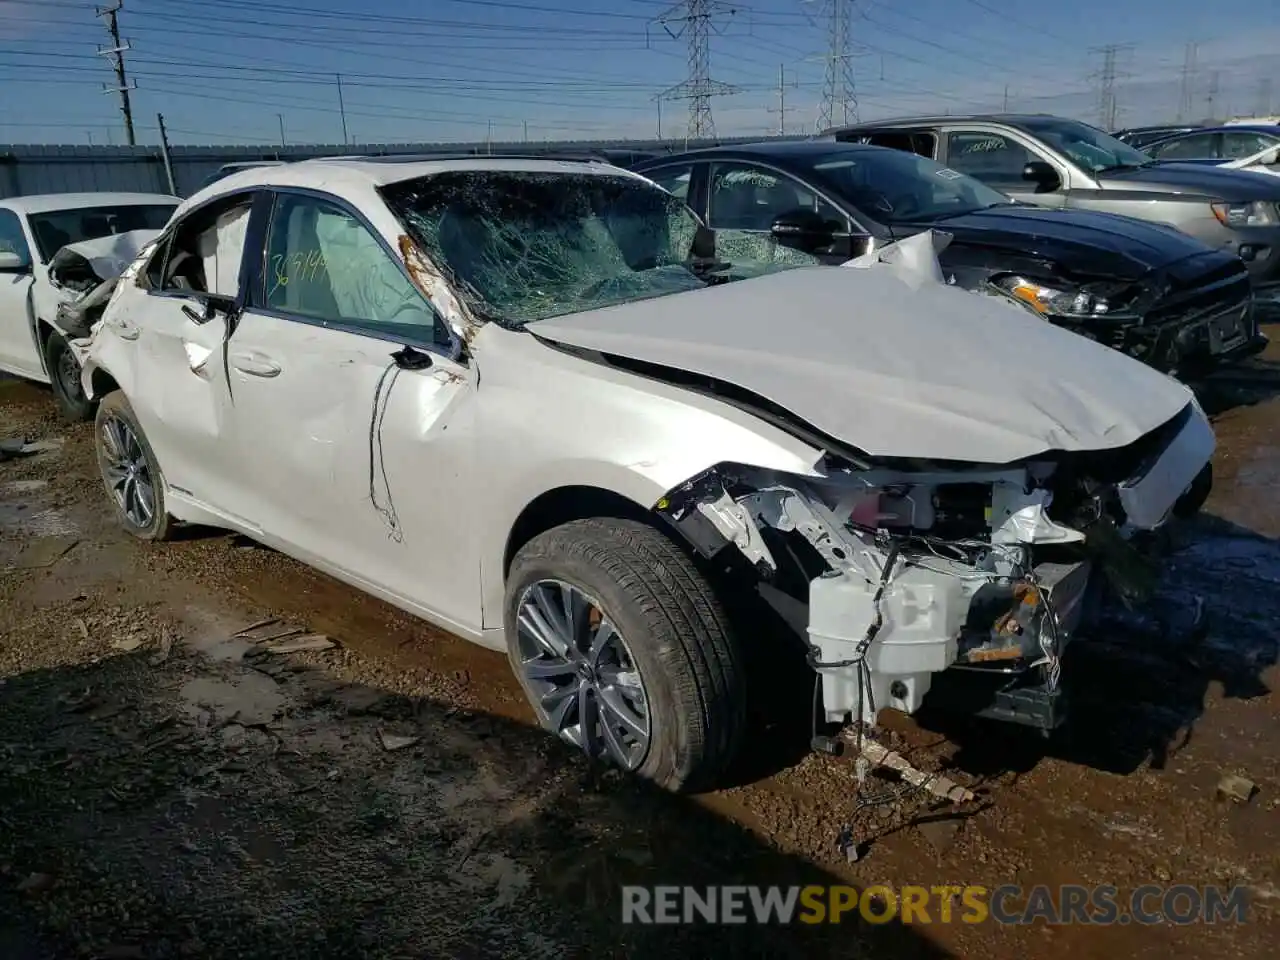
826, 115, 1280, 309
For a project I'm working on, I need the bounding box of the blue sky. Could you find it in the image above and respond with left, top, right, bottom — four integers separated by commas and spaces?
0, 0, 1276, 146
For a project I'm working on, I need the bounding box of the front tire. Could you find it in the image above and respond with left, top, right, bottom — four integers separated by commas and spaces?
44, 330, 95, 422
94, 391, 174, 541
505, 518, 746, 793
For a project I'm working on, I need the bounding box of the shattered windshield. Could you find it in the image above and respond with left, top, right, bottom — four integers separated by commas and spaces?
384, 170, 797, 327
1018, 118, 1155, 173
806, 148, 1011, 223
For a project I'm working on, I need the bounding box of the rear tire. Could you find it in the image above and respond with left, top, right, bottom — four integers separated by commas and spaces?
44, 330, 95, 422
505, 518, 745, 793
94, 390, 175, 541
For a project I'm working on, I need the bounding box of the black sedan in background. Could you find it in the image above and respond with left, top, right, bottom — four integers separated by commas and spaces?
631, 142, 1266, 376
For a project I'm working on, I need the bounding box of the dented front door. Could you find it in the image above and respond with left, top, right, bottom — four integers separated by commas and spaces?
222, 313, 479, 628
220, 189, 480, 629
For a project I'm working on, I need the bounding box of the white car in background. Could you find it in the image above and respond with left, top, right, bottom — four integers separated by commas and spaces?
0, 192, 178, 418
77, 157, 1213, 791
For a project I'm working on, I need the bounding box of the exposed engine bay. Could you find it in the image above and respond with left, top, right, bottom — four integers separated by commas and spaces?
48, 229, 160, 339
656, 398, 1216, 732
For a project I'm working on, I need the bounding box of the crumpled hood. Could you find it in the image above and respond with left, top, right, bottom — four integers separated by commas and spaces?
48, 229, 161, 288
526, 265, 1197, 464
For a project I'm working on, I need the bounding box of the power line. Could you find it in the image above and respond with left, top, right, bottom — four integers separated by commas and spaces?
95, 1, 135, 145
652, 0, 740, 139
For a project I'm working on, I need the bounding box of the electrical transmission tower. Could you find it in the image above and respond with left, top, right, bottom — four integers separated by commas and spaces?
1089, 43, 1133, 131
96, 1, 137, 146
815, 0, 857, 132
652, 0, 739, 141
1177, 42, 1198, 122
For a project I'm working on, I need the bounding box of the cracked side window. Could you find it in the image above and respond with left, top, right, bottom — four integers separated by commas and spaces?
706, 163, 833, 267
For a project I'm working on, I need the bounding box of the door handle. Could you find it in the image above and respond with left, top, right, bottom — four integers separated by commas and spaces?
230, 351, 282, 378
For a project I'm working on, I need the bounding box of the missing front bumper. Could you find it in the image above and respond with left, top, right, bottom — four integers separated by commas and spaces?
926, 666, 1068, 734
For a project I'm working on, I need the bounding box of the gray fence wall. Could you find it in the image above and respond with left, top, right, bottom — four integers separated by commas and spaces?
0, 136, 803, 200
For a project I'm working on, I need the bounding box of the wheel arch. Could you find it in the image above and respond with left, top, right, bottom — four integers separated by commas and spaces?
501, 484, 666, 580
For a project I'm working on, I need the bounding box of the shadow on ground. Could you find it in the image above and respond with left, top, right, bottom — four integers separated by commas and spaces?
913, 514, 1280, 782
0, 644, 952, 960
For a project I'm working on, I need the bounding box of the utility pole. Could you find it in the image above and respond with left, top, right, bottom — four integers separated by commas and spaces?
156, 113, 176, 195
1206, 70, 1221, 120
1003, 84, 1009, 112
522, 119, 528, 143
655, 97, 663, 140
651, 0, 739, 141
335, 73, 349, 145
815, 0, 858, 132
277, 113, 286, 147
1255, 77, 1273, 117
1177, 42, 1198, 122
1090, 43, 1133, 131
767, 63, 792, 136
96, 2, 136, 146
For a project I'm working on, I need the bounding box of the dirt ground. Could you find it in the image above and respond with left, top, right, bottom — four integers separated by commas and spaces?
1, 332, 1279, 959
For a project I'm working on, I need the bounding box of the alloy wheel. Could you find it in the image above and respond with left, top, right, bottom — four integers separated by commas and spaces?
514, 579, 651, 768
99, 414, 156, 529
56, 346, 83, 404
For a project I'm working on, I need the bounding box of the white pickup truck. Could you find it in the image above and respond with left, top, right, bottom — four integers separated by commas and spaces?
0, 192, 178, 419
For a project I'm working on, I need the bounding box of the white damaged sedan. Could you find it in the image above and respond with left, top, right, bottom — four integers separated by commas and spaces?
77, 156, 1215, 791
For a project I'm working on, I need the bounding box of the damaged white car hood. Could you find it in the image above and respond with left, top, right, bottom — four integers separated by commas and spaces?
48, 228, 162, 286
527, 264, 1197, 464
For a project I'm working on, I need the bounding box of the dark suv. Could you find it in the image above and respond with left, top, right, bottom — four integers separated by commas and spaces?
632, 140, 1266, 375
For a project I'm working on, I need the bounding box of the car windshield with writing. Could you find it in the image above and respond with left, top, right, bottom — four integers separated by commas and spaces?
1018, 117, 1155, 173
27, 204, 178, 262
805, 148, 1013, 224
384, 170, 797, 328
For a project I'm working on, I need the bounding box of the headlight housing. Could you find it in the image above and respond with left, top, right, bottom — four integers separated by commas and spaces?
1211, 201, 1279, 228
992, 275, 1111, 317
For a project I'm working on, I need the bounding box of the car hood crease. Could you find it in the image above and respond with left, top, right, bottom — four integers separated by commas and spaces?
526, 266, 1195, 464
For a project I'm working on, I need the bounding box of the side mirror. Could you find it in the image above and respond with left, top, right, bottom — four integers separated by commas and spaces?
1022, 160, 1061, 191
0, 251, 31, 273
180, 294, 236, 326
770, 208, 839, 250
